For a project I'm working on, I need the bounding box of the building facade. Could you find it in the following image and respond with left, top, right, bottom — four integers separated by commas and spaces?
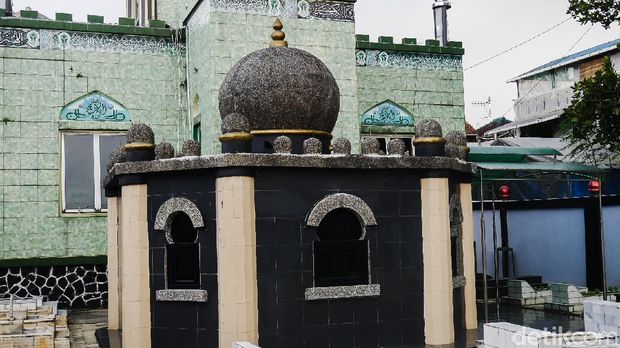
0, 0, 465, 307
488, 38, 620, 139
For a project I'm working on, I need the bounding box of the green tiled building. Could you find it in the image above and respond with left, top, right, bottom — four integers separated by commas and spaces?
0, 0, 464, 306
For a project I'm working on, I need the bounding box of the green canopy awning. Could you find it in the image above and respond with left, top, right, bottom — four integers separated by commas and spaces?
469, 146, 562, 163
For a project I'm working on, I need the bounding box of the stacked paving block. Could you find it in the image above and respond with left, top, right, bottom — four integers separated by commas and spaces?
0, 297, 69, 347
585, 300, 620, 335
505, 280, 551, 306
479, 322, 619, 348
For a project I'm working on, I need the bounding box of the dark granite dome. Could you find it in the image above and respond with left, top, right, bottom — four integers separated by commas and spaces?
218, 47, 340, 133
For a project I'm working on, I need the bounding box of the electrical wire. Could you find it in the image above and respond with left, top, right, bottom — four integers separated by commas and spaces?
495, 24, 595, 123
464, 17, 573, 71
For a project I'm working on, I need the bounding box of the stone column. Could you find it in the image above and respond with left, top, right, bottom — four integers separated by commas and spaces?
107, 196, 122, 330
421, 177, 454, 345
120, 184, 151, 348
460, 183, 478, 330
216, 175, 259, 347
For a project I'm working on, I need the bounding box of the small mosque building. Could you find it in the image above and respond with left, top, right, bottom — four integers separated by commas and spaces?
104, 20, 477, 348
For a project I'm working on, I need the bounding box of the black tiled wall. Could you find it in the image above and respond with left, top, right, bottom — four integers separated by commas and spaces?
147, 172, 219, 348
255, 168, 425, 348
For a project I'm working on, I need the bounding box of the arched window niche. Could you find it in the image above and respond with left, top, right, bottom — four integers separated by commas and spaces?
153, 197, 208, 302
305, 193, 381, 301
360, 100, 413, 127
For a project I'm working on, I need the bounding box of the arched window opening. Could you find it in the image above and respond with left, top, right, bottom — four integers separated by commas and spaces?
314, 208, 369, 287
167, 212, 200, 289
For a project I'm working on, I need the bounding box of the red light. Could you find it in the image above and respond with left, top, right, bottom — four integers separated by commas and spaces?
498, 185, 511, 199
588, 180, 601, 193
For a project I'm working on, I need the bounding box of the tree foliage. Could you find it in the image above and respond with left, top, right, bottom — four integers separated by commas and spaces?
562, 57, 620, 164
567, 0, 620, 29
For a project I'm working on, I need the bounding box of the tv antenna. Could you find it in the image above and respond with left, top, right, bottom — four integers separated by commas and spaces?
472, 97, 492, 126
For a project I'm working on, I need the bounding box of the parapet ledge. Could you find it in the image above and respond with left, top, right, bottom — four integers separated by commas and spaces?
0, 10, 174, 37
355, 34, 464, 55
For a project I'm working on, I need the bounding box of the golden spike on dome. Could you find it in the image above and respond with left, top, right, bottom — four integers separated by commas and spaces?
270, 18, 288, 47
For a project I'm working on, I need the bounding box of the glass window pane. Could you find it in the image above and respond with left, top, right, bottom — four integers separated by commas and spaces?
64, 134, 94, 210
99, 135, 126, 210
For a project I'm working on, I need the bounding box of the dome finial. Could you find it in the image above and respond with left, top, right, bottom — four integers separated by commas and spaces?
270, 18, 288, 47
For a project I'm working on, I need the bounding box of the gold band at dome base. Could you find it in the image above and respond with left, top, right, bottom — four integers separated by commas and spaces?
412, 137, 447, 145
124, 142, 156, 150
250, 129, 332, 137
219, 132, 254, 141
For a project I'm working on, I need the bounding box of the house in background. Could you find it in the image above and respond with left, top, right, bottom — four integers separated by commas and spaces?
487, 38, 620, 140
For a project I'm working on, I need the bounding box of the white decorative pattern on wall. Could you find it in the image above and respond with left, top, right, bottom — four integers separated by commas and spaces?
357, 49, 463, 71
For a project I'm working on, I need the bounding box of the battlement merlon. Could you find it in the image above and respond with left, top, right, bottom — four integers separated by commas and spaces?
0, 10, 175, 37
356, 34, 464, 55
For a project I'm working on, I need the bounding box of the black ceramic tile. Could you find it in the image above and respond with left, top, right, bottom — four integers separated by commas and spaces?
254, 190, 276, 217
378, 320, 403, 347
376, 242, 401, 269
196, 329, 218, 348
378, 296, 402, 321
151, 247, 165, 275
303, 301, 328, 326
195, 301, 217, 327
303, 325, 329, 347
352, 299, 378, 323
199, 244, 217, 274
275, 273, 304, 300
258, 300, 278, 329
353, 322, 379, 348
277, 327, 303, 347
277, 299, 304, 328
328, 300, 355, 324
258, 274, 277, 301
275, 218, 303, 245
329, 323, 355, 348
275, 246, 301, 273
153, 302, 197, 329
256, 218, 276, 246
256, 245, 277, 274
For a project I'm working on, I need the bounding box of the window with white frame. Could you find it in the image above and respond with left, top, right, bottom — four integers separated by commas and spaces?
61, 132, 126, 213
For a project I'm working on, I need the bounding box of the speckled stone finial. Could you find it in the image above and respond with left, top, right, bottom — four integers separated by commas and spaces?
303, 137, 322, 154
361, 138, 381, 155
107, 146, 127, 172
332, 138, 351, 155
155, 142, 175, 160
387, 139, 407, 156
271, 18, 288, 48
273, 136, 292, 154
415, 119, 443, 138
126, 123, 155, 144
181, 140, 201, 157
445, 130, 469, 160
221, 113, 250, 134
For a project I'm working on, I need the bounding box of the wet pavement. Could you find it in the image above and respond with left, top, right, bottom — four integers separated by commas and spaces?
477, 302, 585, 334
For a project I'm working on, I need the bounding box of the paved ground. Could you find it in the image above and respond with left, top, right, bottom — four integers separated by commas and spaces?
67, 308, 107, 348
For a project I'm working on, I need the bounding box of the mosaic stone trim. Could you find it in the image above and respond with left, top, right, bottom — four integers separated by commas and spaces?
0, 28, 184, 55
361, 100, 414, 127
209, 0, 354, 21
154, 197, 205, 243
156, 289, 208, 302
0, 265, 107, 308
453, 275, 466, 289
305, 284, 380, 301
356, 49, 463, 71
306, 193, 377, 232
0, 27, 39, 48
60, 91, 131, 122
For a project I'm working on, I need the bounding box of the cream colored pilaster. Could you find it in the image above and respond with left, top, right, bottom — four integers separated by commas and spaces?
107, 196, 122, 330
460, 183, 478, 330
216, 176, 259, 347
120, 185, 151, 348
421, 178, 454, 345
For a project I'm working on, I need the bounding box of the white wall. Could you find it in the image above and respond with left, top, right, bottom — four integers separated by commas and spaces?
474, 208, 587, 286
603, 205, 620, 287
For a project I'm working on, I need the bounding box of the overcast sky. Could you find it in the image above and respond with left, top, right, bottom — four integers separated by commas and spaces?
12, 0, 620, 127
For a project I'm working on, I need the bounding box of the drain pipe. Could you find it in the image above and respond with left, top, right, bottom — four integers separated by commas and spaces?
9, 294, 14, 321
480, 170, 489, 322
4, 0, 12, 16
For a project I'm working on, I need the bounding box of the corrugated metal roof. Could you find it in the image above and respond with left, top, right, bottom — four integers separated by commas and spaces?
508, 38, 620, 82
486, 109, 564, 135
